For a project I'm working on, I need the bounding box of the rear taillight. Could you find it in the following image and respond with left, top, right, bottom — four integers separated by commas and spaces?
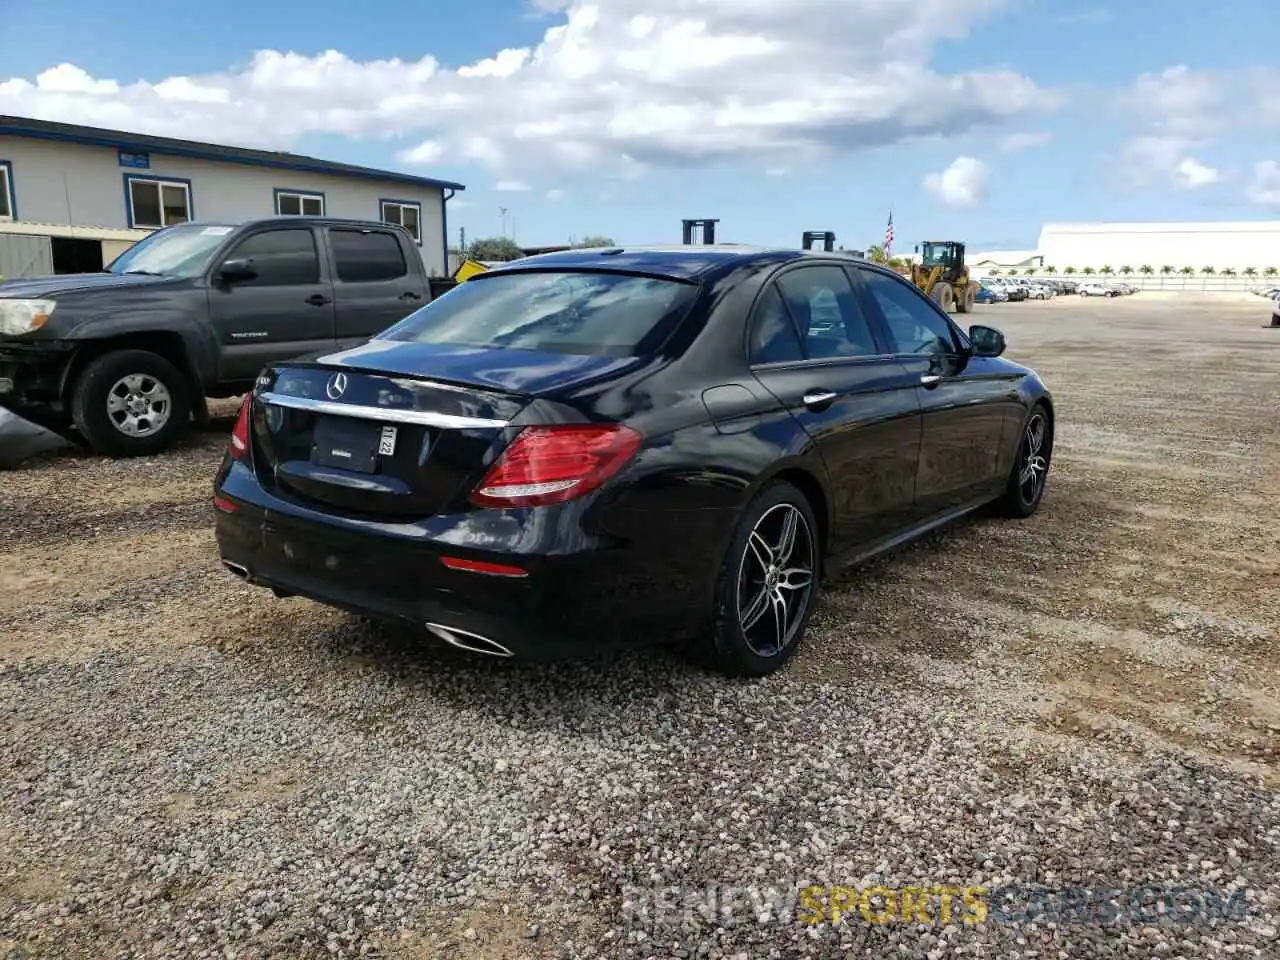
229, 395, 252, 460
469, 424, 643, 508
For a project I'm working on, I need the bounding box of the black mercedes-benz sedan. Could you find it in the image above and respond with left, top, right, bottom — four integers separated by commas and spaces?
212, 245, 1053, 676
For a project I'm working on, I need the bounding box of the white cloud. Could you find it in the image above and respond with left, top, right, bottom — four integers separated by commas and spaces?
1115, 65, 1279, 196
998, 131, 1051, 152
1247, 161, 1280, 207
0, 0, 1058, 184
545, 187, 567, 200
496, 179, 531, 192
398, 139, 445, 165
1173, 157, 1220, 190
922, 156, 990, 208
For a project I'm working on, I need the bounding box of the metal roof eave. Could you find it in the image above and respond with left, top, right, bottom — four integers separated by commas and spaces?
0, 120, 466, 193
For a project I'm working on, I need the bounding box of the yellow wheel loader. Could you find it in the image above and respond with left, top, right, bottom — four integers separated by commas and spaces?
901, 241, 978, 314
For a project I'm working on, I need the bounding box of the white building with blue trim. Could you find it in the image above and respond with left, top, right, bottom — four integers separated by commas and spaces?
0, 115, 464, 279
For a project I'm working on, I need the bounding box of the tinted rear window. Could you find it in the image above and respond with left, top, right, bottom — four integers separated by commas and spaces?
379, 270, 699, 357
329, 228, 408, 283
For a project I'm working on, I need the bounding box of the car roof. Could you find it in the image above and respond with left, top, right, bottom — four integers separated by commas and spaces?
484, 244, 868, 281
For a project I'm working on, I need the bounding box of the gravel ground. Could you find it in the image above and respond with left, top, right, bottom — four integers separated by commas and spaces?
2, 294, 1278, 959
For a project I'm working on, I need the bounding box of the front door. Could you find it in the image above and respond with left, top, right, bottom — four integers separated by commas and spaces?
207, 226, 336, 384
856, 267, 1015, 518
325, 226, 428, 347
747, 263, 922, 554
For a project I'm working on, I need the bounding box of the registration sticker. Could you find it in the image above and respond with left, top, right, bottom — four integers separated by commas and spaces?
378, 425, 398, 456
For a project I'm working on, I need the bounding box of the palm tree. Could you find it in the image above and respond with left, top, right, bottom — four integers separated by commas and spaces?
1266, 267, 1278, 277
1082, 266, 1096, 275
867, 244, 886, 263
989, 269, 1001, 276
1023, 267, 1037, 276
1063, 266, 1076, 275
1099, 265, 1114, 275
1220, 267, 1237, 277
1119, 265, 1134, 276
1139, 265, 1154, 275
1243, 267, 1258, 278
1179, 266, 1194, 276
1160, 265, 1175, 275
1201, 266, 1216, 275
1044, 265, 1057, 275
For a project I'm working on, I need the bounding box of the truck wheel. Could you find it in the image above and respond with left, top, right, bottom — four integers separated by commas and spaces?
931, 283, 955, 313
956, 284, 976, 314
70, 350, 192, 458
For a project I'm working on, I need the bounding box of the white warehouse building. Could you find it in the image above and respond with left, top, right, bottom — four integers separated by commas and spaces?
1034, 221, 1280, 273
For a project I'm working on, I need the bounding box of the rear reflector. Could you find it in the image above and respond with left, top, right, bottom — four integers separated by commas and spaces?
229, 394, 252, 460
212, 494, 238, 513
440, 556, 529, 578
469, 424, 643, 508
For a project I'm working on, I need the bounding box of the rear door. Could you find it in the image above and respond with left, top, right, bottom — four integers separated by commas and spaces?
855, 266, 1018, 518
207, 225, 336, 383
326, 226, 428, 347
746, 263, 922, 553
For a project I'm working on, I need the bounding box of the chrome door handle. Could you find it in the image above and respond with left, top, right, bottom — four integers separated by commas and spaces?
802, 390, 838, 409
920, 374, 942, 387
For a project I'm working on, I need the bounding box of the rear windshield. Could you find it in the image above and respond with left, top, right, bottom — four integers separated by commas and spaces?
379, 270, 699, 357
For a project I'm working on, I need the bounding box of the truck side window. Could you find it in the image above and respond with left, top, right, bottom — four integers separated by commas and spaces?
225, 229, 320, 286
329, 229, 408, 283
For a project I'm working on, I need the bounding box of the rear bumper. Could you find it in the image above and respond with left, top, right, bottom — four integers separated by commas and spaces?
213, 460, 737, 661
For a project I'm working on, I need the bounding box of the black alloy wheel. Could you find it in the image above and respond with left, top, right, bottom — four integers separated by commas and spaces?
700, 480, 820, 676
999, 404, 1052, 518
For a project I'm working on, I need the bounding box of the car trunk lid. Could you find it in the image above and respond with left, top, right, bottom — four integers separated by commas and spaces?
249, 341, 641, 518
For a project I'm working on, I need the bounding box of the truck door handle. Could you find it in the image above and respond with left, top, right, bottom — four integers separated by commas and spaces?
802, 390, 838, 411
920, 374, 942, 387
398, 291, 421, 302
305, 294, 331, 307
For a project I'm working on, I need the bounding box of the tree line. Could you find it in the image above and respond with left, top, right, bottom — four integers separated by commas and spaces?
465, 235, 616, 261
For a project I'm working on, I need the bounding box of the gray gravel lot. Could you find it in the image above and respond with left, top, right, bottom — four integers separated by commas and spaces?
2, 294, 1278, 959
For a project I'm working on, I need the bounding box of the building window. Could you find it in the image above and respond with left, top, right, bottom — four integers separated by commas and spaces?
0, 161, 13, 220
380, 200, 421, 243
126, 176, 192, 228
275, 190, 324, 216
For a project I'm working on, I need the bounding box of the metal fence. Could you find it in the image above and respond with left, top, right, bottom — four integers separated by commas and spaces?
997, 273, 1276, 293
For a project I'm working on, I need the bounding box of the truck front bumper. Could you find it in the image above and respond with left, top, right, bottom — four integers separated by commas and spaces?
0, 339, 77, 416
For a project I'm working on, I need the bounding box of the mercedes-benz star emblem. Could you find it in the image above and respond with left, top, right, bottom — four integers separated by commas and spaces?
325, 372, 349, 400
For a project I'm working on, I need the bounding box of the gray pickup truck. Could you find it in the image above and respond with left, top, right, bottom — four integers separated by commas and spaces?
0, 216, 441, 457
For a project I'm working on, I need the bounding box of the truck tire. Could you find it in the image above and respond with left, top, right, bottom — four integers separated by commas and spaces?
956, 284, 976, 314
931, 283, 955, 313
70, 349, 192, 458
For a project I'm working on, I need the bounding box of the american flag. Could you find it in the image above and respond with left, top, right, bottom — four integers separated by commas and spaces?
884, 211, 894, 259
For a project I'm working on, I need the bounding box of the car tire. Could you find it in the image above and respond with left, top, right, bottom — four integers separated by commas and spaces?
997, 402, 1052, 519
70, 349, 192, 458
697, 479, 822, 677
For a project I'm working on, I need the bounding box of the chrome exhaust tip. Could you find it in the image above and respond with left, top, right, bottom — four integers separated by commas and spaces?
426, 622, 515, 658
221, 558, 250, 580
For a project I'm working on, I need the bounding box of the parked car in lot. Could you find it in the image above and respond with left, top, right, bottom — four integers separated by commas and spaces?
1079, 282, 1117, 297
975, 281, 1006, 303
213, 245, 1055, 676
0, 217, 438, 457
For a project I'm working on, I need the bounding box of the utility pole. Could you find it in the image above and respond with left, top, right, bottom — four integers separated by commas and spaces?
498, 207, 509, 238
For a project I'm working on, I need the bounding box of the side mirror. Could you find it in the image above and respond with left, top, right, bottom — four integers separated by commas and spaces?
219, 258, 256, 282
968, 324, 1006, 357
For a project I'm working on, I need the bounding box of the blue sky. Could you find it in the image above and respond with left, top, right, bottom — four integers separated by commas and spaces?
2, 0, 1276, 253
